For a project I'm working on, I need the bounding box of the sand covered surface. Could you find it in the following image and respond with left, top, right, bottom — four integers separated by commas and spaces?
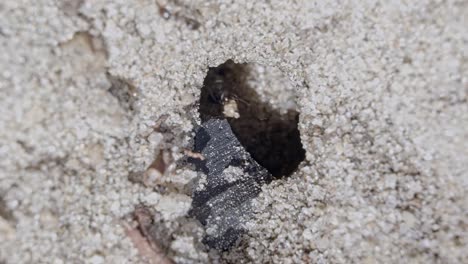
0, 0, 467, 263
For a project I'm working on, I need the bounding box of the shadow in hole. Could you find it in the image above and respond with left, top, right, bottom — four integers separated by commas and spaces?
199, 60, 305, 178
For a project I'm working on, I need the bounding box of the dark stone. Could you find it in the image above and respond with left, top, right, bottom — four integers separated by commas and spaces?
189, 118, 273, 250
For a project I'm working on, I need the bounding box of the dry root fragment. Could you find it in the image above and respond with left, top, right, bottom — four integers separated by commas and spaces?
183, 149, 205, 160
123, 207, 174, 264
149, 150, 172, 175
129, 150, 173, 187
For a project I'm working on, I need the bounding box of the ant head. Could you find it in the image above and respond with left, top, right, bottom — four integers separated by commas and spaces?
208, 90, 226, 104
208, 81, 228, 104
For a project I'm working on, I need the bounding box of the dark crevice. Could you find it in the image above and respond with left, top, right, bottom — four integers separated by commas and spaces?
156, 0, 202, 30
106, 74, 137, 112
198, 60, 305, 178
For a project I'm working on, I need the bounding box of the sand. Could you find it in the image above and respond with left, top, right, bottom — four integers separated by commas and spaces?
0, 0, 467, 263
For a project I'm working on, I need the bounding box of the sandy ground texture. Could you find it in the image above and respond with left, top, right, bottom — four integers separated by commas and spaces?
1, 0, 467, 263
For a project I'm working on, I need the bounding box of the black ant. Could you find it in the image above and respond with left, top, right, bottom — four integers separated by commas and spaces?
207, 78, 249, 107
208, 79, 226, 104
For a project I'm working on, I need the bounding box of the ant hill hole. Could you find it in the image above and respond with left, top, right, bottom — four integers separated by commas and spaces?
198, 60, 305, 178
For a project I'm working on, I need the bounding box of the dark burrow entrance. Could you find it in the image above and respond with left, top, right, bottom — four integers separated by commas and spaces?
189, 60, 306, 250
198, 60, 305, 178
